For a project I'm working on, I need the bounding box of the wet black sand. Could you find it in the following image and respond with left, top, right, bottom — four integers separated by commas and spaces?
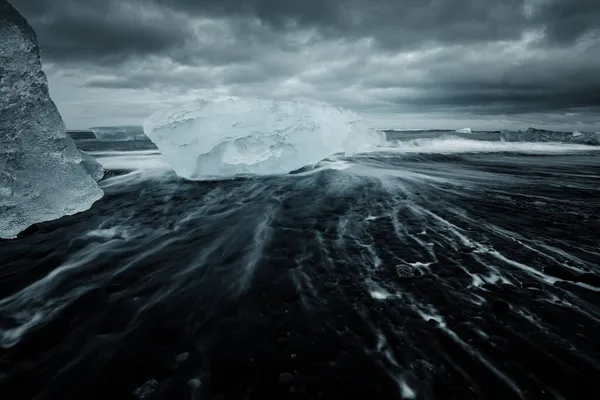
1, 148, 600, 400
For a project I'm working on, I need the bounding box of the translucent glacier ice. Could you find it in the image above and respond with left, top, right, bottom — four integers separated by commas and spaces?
0, 0, 103, 239
89, 125, 147, 141
143, 98, 385, 179
80, 151, 106, 181
455, 128, 472, 134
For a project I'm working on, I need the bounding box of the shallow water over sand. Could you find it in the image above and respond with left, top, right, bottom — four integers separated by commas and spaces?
1, 134, 599, 399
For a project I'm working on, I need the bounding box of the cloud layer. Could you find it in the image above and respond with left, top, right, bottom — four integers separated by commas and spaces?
11, 0, 600, 129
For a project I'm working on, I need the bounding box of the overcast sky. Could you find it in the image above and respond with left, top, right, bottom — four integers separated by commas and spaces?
11, 0, 600, 131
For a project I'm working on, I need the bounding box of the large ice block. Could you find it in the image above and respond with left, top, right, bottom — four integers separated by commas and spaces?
143, 98, 385, 180
0, 0, 103, 239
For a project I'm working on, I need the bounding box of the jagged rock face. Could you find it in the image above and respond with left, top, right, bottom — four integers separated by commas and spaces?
0, 0, 104, 239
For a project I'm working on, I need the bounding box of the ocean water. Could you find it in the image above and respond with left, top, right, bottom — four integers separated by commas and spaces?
1, 131, 600, 399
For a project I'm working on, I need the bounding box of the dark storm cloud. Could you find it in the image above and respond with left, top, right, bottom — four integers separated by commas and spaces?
354, 36, 600, 113
528, 0, 600, 44
8, 0, 600, 121
10, 0, 194, 64
162, 0, 532, 48
153, 0, 600, 47
13, 0, 600, 63
395, 90, 600, 115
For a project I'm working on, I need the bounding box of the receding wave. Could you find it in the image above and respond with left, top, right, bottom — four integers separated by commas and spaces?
382, 135, 600, 155
1, 130, 600, 399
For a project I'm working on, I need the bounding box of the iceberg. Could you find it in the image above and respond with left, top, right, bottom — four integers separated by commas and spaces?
143, 98, 385, 180
0, 0, 103, 239
501, 128, 600, 145
455, 128, 472, 134
89, 125, 148, 141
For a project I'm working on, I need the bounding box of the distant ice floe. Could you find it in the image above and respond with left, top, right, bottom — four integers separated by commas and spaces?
89, 126, 148, 141
455, 128, 472, 134
501, 128, 600, 145
90, 150, 169, 172
382, 136, 600, 155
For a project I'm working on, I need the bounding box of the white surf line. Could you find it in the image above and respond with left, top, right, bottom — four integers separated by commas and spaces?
388, 203, 439, 263
100, 169, 174, 189
516, 308, 552, 335
572, 282, 600, 292
415, 206, 569, 286
514, 308, 600, 373
355, 240, 383, 273
423, 214, 516, 288
236, 206, 275, 295
352, 220, 384, 269
407, 204, 474, 250
551, 239, 600, 258
335, 208, 385, 275
335, 213, 352, 245
410, 299, 525, 399
409, 204, 515, 288
549, 182, 600, 192
377, 332, 417, 400
444, 209, 600, 290
364, 276, 403, 301
482, 224, 590, 274
358, 201, 427, 296
546, 387, 569, 400
488, 191, 573, 204
541, 294, 600, 324
516, 306, 585, 354
485, 247, 560, 285
0, 238, 124, 348
121, 215, 275, 324
465, 260, 514, 289
543, 170, 600, 180
561, 245, 600, 259
88, 150, 161, 156
289, 262, 324, 311
314, 231, 337, 272
352, 308, 418, 399
468, 292, 488, 306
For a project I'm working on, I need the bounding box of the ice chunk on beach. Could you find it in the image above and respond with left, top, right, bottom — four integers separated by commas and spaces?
89, 125, 147, 141
80, 151, 106, 181
0, 0, 103, 239
143, 98, 385, 180
455, 128, 472, 134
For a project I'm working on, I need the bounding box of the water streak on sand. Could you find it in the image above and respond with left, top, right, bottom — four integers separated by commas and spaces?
1, 138, 599, 399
